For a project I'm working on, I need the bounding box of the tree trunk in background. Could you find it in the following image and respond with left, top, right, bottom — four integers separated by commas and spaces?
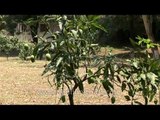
129, 15, 134, 38
142, 15, 159, 59
30, 22, 39, 44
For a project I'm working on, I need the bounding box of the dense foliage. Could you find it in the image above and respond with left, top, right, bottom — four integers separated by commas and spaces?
0, 34, 19, 60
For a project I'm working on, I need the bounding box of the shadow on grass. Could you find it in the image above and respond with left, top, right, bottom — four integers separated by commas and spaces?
0, 50, 19, 57
99, 42, 147, 60
114, 52, 146, 59
99, 41, 133, 49
98, 50, 147, 61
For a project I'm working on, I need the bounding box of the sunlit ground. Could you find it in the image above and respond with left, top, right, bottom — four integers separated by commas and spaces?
0, 47, 157, 105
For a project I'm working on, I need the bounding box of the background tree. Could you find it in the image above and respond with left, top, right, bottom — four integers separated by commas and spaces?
142, 15, 160, 59
99, 15, 146, 47
2, 15, 42, 43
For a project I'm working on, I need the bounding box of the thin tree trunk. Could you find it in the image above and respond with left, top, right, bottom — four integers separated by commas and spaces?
129, 15, 134, 38
30, 23, 38, 44
142, 15, 159, 59
68, 91, 74, 105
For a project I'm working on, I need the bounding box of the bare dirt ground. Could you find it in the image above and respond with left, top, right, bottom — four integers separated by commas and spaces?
0, 48, 157, 105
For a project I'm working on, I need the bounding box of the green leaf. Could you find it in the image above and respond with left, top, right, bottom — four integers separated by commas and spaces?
147, 44, 150, 49
42, 63, 53, 76
140, 73, 146, 80
78, 81, 84, 93
116, 75, 121, 83
127, 83, 134, 91
104, 65, 109, 79
87, 69, 93, 76
66, 65, 75, 76
145, 39, 151, 44
56, 57, 63, 67
124, 96, 131, 101
102, 79, 113, 97
130, 38, 138, 47
88, 15, 101, 22
33, 44, 41, 57
109, 65, 114, 77
91, 22, 108, 33
138, 40, 143, 45
128, 90, 134, 97
134, 101, 143, 105
78, 29, 83, 35
149, 91, 156, 102
111, 96, 116, 104
50, 43, 55, 52
46, 17, 56, 22
146, 72, 157, 82
58, 21, 63, 31
60, 95, 66, 103
88, 77, 95, 84
119, 70, 129, 77
71, 30, 78, 39
60, 41, 65, 46
143, 88, 148, 96
154, 99, 158, 105
90, 44, 98, 47
132, 61, 139, 69
141, 79, 145, 88
121, 82, 126, 92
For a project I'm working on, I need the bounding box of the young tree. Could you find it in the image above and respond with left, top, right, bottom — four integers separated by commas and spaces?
31, 15, 111, 105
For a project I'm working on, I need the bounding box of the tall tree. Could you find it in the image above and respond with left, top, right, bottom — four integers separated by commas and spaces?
142, 15, 159, 59
2, 15, 40, 43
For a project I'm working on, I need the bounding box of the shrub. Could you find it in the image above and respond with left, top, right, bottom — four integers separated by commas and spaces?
18, 42, 34, 60
0, 34, 19, 60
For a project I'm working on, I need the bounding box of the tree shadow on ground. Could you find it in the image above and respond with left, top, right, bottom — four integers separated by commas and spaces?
98, 49, 147, 61
113, 51, 149, 61
99, 40, 134, 49
0, 50, 19, 57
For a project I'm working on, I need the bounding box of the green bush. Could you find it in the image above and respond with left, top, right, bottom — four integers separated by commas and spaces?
18, 42, 34, 60
0, 34, 19, 60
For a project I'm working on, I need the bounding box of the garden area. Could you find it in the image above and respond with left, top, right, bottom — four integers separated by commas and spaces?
0, 15, 160, 105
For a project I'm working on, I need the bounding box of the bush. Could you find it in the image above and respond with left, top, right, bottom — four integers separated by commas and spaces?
18, 42, 34, 60
0, 34, 19, 59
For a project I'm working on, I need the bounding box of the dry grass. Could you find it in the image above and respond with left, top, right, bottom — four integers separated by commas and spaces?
0, 48, 158, 105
